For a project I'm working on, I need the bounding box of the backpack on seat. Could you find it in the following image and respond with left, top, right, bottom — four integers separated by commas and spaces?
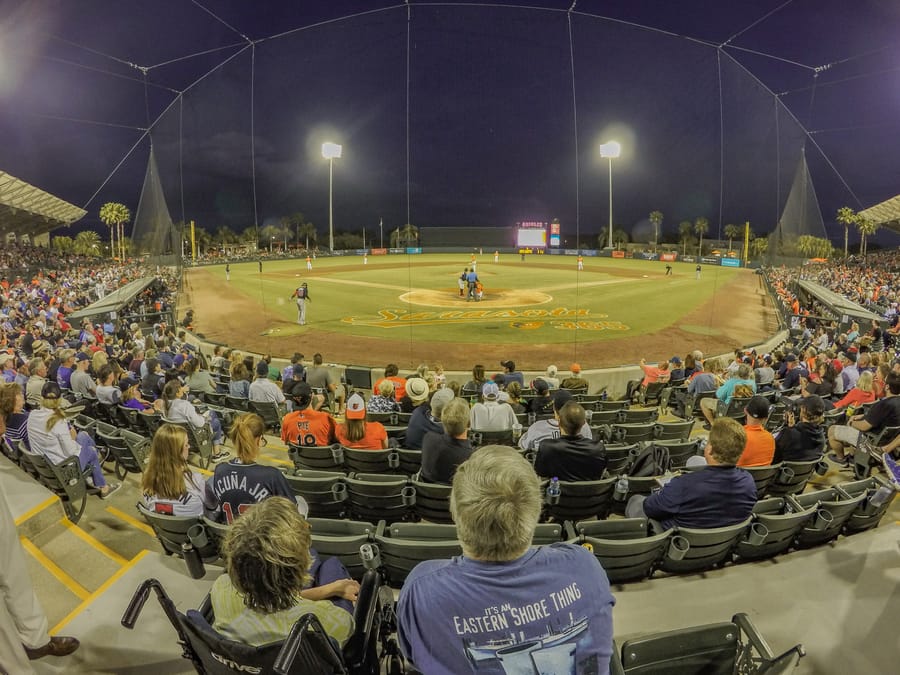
628, 444, 671, 477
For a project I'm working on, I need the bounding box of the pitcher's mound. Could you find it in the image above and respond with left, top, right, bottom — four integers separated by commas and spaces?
401, 288, 552, 308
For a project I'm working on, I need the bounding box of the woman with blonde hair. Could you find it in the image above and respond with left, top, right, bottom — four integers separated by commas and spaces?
26, 382, 120, 499
141, 424, 211, 516
367, 379, 399, 413
91, 349, 108, 377
833, 370, 876, 409
204, 413, 304, 523
211, 497, 359, 646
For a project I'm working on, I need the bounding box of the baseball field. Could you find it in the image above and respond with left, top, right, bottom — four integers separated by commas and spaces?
181, 253, 777, 370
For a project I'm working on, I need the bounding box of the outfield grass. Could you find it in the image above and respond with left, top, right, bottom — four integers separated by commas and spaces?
210, 253, 744, 347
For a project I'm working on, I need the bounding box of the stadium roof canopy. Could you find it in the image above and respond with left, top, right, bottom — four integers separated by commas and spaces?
0, 172, 86, 239
67, 276, 155, 320
859, 195, 900, 235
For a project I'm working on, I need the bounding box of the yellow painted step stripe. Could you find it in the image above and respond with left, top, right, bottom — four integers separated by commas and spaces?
20, 537, 89, 601
60, 519, 129, 566
14, 496, 60, 526
105, 506, 156, 537
51, 550, 150, 635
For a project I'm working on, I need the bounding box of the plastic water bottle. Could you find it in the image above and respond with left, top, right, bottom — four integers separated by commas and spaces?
614, 477, 629, 501
546, 476, 561, 502
868, 486, 894, 508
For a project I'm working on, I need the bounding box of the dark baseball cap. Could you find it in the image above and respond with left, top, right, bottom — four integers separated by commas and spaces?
552, 389, 574, 411
745, 395, 771, 419
41, 381, 62, 400
533, 378, 550, 393
799, 395, 825, 417
292, 382, 313, 404
119, 376, 139, 392
75, 352, 91, 362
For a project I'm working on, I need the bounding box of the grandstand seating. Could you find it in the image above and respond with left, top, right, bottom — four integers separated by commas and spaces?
658, 518, 753, 575
17, 442, 91, 523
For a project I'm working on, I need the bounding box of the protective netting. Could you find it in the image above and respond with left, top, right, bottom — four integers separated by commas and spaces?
131, 145, 180, 262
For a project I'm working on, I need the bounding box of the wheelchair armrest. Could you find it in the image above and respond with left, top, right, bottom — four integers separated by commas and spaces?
344, 569, 383, 667
274, 613, 342, 675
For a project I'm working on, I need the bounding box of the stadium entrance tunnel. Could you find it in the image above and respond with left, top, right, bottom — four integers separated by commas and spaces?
400, 288, 552, 308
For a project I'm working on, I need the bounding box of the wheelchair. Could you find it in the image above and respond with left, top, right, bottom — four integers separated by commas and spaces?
122, 569, 405, 674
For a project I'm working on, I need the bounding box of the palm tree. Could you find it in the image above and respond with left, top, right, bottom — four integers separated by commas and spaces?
612, 228, 629, 251
649, 210, 663, 252
724, 224, 742, 253
52, 235, 75, 254
856, 216, 878, 257
73, 230, 102, 256
391, 223, 418, 248
694, 217, 709, 256
678, 220, 694, 256
835, 207, 856, 258
99, 202, 130, 260
215, 226, 237, 252
297, 221, 317, 251
750, 237, 768, 260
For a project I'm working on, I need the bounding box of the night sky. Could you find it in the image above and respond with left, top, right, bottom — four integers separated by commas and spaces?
1, 0, 898, 247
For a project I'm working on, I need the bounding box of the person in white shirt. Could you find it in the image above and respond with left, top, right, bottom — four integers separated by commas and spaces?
26, 382, 120, 499
469, 382, 517, 431
248, 361, 286, 404
95, 365, 121, 405
69, 353, 96, 398
518, 390, 594, 452
159, 380, 229, 462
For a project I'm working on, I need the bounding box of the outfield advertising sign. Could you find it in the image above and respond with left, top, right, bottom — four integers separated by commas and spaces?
660, 253, 677, 262
371, 248, 387, 255
681, 255, 696, 263
721, 257, 741, 267
700, 256, 720, 265
406, 247, 422, 254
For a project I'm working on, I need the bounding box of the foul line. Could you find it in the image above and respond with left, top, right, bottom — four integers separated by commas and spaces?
316, 277, 414, 292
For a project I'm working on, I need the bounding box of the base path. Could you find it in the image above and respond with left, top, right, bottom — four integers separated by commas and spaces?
183, 265, 777, 370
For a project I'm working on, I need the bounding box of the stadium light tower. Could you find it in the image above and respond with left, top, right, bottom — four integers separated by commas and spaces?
599, 141, 621, 250
322, 142, 343, 251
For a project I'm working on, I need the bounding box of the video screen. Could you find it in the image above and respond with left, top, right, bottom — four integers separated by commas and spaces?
516, 227, 547, 248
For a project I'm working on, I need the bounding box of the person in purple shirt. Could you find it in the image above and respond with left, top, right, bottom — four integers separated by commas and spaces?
626, 418, 757, 531
55, 349, 76, 389
120, 377, 154, 412
398, 445, 615, 675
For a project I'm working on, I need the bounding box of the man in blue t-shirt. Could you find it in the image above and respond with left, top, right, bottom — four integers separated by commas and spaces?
398, 445, 615, 675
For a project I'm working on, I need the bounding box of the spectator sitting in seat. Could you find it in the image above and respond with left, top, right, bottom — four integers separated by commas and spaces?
27, 382, 121, 499
281, 352, 305, 386
228, 361, 251, 399
700, 363, 756, 429
542, 364, 560, 389
626, 417, 756, 530
526, 378, 553, 414
503, 381, 526, 414
373, 363, 407, 401
211, 497, 358, 647
55, 349, 76, 390
833, 370, 876, 410
306, 353, 341, 412
141, 423, 213, 516
668, 356, 685, 381
140, 358, 165, 399
281, 382, 335, 447
461, 363, 487, 396
499, 359, 524, 387
470, 382, 517, 432
160, 380, 229, 462
120, 376, 154, 412
518, 390, 593, 452
206, 414, 305, 523
778, 353, 805, 391
0, 382, 29, 449
774, 395, 826, 463
737, 395, 775, 467
334, 393, 388, 450
559, 362, 589, 391
248, 361, 285, 405
399, 376, 429, 415
827, 372, 900, 466
534, 401, 607, 481
421, 398, 473, 484
69, 353, 95, 398
754, 354, 776, 391
397, 445, 615, 674
404, 383, 452, 450
626, 357, 670, 402
366, 379, 400, 413
801, 360, 838, 399
25, 357, 49, 408
184, 356, 217, 396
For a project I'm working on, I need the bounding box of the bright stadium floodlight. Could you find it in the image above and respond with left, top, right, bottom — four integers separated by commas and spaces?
322, 142, 343, 251
599, 141, 621, 250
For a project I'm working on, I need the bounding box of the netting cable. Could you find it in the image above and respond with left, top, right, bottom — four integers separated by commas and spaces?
567, 1, 580, 361
720, 0, 795, 48
405, 0, 414, 365
716, 48, 725, 240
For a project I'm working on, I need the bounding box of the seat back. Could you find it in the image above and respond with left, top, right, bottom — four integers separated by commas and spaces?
734, 498, 815, 561
285, 470, 347, 519
343, 447, 400, 474
163, 417, 213, 468
397, 448, 422, 475
619, 408, 659, 424
374, 521, 463, 585
605, 444, 641, 475
345, 473, 413, 523
610, 476, 664, 516
575, 518, 650, 541
137, 503, 218, 559
543, 477, 617, 522
597, 399, 629, 412
117, 405, 146, 433
22, 448, 88, 523
659, 518, 752, 574
288, 443, 345, 472
306, 517, 376, 580
224, 395, 249, 412
790, 488, 867, 547
612, 423, 657, 444
837, 477, 897, 533
532, 522, 563, 545
718, 396, 753, 420
766, 458, 821, 497
589, 409, 620, 425
638, 381, 668, 406
657, 439, 701, 469
248, 400, 283, 431
742, 464, 782, 499
106, 428, 151, 477
582, 528, 671, 584
654, 419, 695, 441
469, 428, 514, 447
617, 621, 739, 674
410, 479, 454, 523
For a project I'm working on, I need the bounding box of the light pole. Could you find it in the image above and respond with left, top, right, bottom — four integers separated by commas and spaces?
599, 141, 621, 249
379, 217, 383, 249
322, 142, 342, 251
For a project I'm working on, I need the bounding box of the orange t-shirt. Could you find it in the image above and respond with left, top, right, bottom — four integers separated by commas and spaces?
281, 407, 335, 447
373, 376, 407, 401
335, 421, 387, 450
738, 424, 775, 467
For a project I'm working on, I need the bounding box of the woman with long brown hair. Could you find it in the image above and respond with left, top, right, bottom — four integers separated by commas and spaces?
141, 424, 211, 516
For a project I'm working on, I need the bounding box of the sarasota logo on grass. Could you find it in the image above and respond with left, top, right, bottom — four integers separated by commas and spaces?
342, 307, 629, 331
